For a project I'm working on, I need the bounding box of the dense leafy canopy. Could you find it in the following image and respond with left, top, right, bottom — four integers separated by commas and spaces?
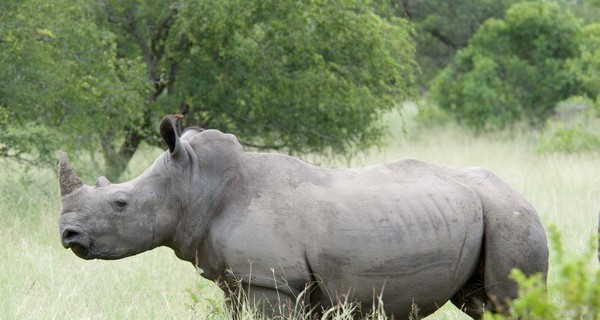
431, 2, 599, 130
3, 0, 600, 177
168, 0, 416, 153
0, 0, 147, 173
385, 0, 521, 85
1, 0, 417, 179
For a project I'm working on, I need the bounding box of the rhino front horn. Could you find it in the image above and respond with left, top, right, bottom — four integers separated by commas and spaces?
58, 152, 84, 196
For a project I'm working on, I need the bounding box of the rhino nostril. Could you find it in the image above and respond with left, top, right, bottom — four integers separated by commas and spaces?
60, 226, 87, 249
64, 230, 79, 241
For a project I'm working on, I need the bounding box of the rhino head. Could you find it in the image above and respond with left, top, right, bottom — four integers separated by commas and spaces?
58, 115, 199, 260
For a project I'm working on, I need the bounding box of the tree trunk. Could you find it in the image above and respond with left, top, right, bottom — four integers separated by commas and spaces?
98, 6, 179, 180
101, 130, 143, 181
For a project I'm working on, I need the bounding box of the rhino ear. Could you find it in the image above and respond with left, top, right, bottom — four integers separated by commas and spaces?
160, 114, 185, 157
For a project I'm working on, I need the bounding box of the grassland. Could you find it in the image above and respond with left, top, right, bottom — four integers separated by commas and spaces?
1, 109, 599, 319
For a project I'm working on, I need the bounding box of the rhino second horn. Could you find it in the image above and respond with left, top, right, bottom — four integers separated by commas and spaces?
95, 176, 111, 187
59, 152, 84, 196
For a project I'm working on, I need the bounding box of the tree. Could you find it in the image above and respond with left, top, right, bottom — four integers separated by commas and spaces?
1, 0, 417, 180
381, 0, 521, 85
431, 2, 595, 130
567, 0, 600, 24
0, 0, 148, 176
577, 23, 600, 102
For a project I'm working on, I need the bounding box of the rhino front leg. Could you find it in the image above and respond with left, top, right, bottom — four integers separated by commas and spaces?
240, 285, 297, 318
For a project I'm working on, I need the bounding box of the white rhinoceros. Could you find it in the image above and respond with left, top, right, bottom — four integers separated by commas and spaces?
59, 115, 548, 319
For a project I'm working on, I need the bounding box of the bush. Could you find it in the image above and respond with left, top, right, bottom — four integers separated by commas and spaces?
537, 97, 600, 153
431, 2, 594, 131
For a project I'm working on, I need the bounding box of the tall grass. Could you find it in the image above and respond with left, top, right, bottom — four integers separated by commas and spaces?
0, 151, 199, 319
1, 109, 598, 319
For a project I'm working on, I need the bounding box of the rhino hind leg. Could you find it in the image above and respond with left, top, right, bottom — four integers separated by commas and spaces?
450, 263, 488, 319
460, 197, 547, 319
451, 203, 549, 320
455, 168, 549, 317
481, 208, 548, 314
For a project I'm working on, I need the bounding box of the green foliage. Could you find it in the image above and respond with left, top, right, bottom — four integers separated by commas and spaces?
169, 0, 417, 155
185, 277, 229, 318
577, 23, 600, 102
383, 0, 520, 85
537, 97, 600, 153
484, 226, 600, 320
431, 2, 596, 131
538, 123, 600, 153
0, 0, 148, 171
567, 0, 600, 24
1, 0, 417, 179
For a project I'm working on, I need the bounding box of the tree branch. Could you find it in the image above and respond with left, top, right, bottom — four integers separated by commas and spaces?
400, 0, 413, 19
151, 7, 178, 61
429, 28, 458, 50
122, 9, 157, 82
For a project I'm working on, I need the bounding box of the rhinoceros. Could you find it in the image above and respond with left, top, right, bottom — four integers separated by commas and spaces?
59, 115, 548, 319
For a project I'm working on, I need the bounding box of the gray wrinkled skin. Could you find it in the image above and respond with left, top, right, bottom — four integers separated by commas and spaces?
59, 117, 549, 319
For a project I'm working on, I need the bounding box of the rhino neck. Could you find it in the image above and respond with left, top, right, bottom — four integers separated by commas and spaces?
167, 148, 245, 266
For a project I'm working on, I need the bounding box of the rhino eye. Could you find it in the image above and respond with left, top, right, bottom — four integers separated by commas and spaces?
111, 199, 128, 212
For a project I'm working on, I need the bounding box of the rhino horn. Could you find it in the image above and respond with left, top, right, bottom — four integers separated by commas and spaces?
58, 152, 84, 196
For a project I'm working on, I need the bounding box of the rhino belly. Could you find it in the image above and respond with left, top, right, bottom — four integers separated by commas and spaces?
306, 191, 484, 317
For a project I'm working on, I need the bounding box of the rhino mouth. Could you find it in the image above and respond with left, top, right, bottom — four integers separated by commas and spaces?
70, 243, 94, 260
60, 226, 95, 260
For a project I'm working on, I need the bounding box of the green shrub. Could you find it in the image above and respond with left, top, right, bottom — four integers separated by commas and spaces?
415, 99, 453, 127
537, 97, 600, 153
537, 122, 600, 153
431, 2, 595, 131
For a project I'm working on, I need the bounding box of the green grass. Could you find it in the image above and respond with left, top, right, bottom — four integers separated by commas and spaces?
2, 109, 599, 319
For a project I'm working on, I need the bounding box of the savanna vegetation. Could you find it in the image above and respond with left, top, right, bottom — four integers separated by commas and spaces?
1, 0, 600, 318
1, 0, 417, 180
2, 109, 599, 319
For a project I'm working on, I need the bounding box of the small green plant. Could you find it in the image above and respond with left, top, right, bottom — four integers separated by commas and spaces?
415, 99, 453, 127
538, 122, 600, 153
185, 278, 230, 319
537, 97, 600, 153
485, 225, 600, 320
